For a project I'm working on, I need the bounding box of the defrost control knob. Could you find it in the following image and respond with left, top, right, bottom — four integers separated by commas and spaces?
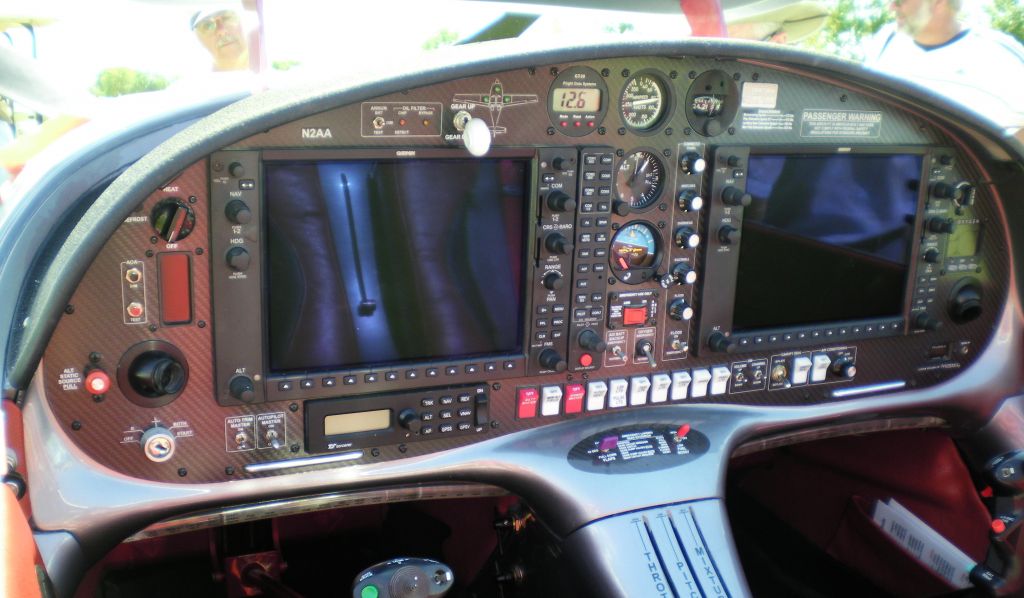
226, 247, 251, 271
229, 375, 256, 402
225, 199, 252, 224
150, 198, 196, 243
141, 426, 176, 463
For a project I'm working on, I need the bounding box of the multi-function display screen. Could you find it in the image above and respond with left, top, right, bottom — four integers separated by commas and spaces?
733, 153, 922, 332
264, 158, 530, 372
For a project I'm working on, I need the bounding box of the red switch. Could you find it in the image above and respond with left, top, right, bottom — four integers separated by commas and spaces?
623, 306, 647, 326
564, 384, 585, 414
517, 388, 539, 419
85, 370, 111, 395
992, 519, 1007, 534
676, 423, 691, 440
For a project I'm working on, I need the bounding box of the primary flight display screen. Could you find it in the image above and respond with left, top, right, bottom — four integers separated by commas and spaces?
733, 152, 922, 332
264, 157, 531, 372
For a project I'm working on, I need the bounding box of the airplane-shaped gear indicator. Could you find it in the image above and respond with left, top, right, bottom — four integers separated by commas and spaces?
453, 79, 538, 136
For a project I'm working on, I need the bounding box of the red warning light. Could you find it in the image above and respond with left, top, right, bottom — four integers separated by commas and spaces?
85, 370, 111, 395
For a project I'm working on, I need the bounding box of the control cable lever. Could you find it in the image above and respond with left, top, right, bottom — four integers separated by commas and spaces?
970, 450, 1024, 596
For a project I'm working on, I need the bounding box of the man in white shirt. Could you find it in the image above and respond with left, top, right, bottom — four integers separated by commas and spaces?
864, 0, 1024, 141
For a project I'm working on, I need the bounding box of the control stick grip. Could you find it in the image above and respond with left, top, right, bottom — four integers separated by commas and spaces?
352, 558, 454, 598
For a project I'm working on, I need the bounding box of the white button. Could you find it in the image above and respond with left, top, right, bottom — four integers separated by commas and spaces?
608, 378, 629, 408
671, 371, 692, 400
651, 373, 671, 403
710, 366, 731, 395
791, 356, 812, 385
630, 376, 651, 406
691, 369, 712, 398
811, 353, 832, 382
541, 385, 562, 416
586, 380, 608, 411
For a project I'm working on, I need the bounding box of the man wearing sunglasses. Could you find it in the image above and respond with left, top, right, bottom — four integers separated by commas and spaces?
191, 5, 252, 72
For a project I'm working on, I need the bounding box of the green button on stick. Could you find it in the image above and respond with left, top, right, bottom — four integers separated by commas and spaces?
360, 585, 379, 598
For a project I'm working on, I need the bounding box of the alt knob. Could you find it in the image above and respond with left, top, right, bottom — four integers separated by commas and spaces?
542, 271, 564, 291
226, 246, 251, 271
679, 152, 706, 175
913, 312, 943, 331
141, 426, 176, 463
674, 226, 700, 249
923, 248, 941, 263
546, 190, 576, 213
578, 329, 607, 352
721, 186, 752, 207
926, 217, 956, 234
398, 408, 423, 433
718, 225, 739, 245
538, 348, 567, 372
707, 332, 736, 353
225, 199, 252, 224
150, 198, 196, 242
229, 375, 256, 402
128, 351, 186, 398
544, 233, 573, 255
669, 298, 694, 321
677, 190, 704, 212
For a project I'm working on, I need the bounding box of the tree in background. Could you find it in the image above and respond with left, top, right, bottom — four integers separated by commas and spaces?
91, 68, 168, 98
423, 29, 459, 50
798, 0, 892, 61
988, 0, 1024, 43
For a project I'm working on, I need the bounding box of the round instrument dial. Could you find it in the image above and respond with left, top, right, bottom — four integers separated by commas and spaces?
615, 150, 665, 210
620, 73, 667, 131
610, 222, 661, 284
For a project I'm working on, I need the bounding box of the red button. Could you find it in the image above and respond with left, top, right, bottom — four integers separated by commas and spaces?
579, 353, 593, 367
676, 423, 691, 439
126, 302, 144, 318
85, 370, 111, 395
565, 384, 585, 414
517, 388, 539, 419
981, 486, 994, 498
623, 306, 647, 326
992, 519, 1007, 534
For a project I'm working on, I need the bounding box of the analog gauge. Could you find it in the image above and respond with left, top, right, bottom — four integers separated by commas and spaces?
610, 222, 661, 284
620, 73, 667, 131
615, 150, 665, 210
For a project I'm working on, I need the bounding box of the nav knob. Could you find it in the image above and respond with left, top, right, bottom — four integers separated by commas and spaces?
141, 426, 176, 463
913, 312, 943, 331
547, 190, 576, 212
677, 190, 704, 212
229, 375, 256, 402
226, 246, 251, 271
926, 217, 956, 234
542, 271, 564, 291
708, 332, 736, 353
398, 408, 423, 433
923, 248, 941, 263
832, 358, 857, 379
544, 233, 573, 255
669, 298, 694, 321
225, 199, 252, 224
674, 226, 700, 249
578, 329, 607, 352
718, 225, 739, 245
721, 186, 752, 207
538, 349, 567, 372
679, 152, 706, 175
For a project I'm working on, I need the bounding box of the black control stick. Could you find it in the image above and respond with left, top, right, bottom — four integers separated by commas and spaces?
352, 558, 454, 598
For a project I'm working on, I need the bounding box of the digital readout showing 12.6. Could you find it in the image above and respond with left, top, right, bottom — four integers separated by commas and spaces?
552, 88, 601, 113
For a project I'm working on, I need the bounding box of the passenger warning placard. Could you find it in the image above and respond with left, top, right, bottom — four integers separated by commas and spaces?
800, 109, 882, 138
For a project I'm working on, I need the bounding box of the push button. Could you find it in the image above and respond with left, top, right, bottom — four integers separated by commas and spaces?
629, 376, 652, 406
671, 371, 692, 400
517, 388, 539, 419
608, 378, 629, 408
586, 380, 608, 411
710, 366, 731, 395
651, 373, 671, 403
691, 369, 712, 398
564, 383, 585, 414
541, 385, 563, 416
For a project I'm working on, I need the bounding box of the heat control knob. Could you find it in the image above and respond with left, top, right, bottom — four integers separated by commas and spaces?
679, 152, 706, 175
926, 217, 956, 234
225, 199, 252, 224
226, 246, 251, 271
718, 225, 739, 245
141, 426, 176, 463
669, 298, 694, 321
674, 226, 700, 249
721, 186, 752, 207
150, 198, 196, 242
677, 190, 704, 212
538, 349, 567, 372
707, 332, 736, 353
229, 375, 256, 402
922, 248, 941, 263
542, 271, 564, 291
544, 233, 573, 255
578, 329, 607, 352
398, 408, 422, 433
128, 351, 186, 398
546, 190, 576, 213
913, 312, 943, 331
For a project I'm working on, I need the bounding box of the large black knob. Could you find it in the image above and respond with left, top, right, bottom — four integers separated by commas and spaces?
150, 198, 196, 242
922, 248, 941, 263
669, 298, 694, 321
228, 162, 246, 178
926, 217, 956, 234
674, 226, 700, 249
542, 271, 564, 291
661, 262, 697, 288
832, 358, 857, 379
398, 408, 422, 433
578, 329, 607, 352
914, 312, 943, 331
677, 190, 704, 212
226, 247, 251, 271
707, 332, 736, 353
538, 349, 567, 372
950, 281, 983, 323
721, 186, 751, 207
552, 156, 572, 171
546, 191, 576, 213
229, 375, 256, 402
225, 199, 252, 224
718, 225, 739, 245
679, 152, 706, 175
544, 233, 573, 255
129, 351, 186, 398
613, 200, 631, 216
727, 155, 743, 167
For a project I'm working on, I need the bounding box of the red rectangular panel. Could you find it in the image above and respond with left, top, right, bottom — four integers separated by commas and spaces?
516, 388, 539, 419
158, 252, 192, 325
623, 306, 647, 326
564, 384, 585, 414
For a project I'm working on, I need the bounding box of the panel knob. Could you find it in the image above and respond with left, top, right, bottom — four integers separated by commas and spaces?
546, 190, 576, 213
613, 200, 631, 216
677, 190, 704, 212
538, 349, 567, 372
669, 298, 694, 321
544, 233, 573, 255
707, 332, 736, 353
674, 226, 700, 249
660, 262, 697, 288
679, 152, 706, 175
226, 246, 251, 271
150, 198, 196, 242
578, 329, 607, 352
542, 271, 564, 291
913, 312, 943, 331
923, 248, 941, 263
398, 408, 422, 433
128, 351, 186, 398
228, 162, 246, 178
552, 156, 572, 171
950, 282, 983, 323
229, 375, 256, 402
832, 358, 857, 379
727, 155, 743, 167
926, 217, 956, 234
721, 186, 751, 207
718, 225, 739, 245
225, 199, 253, 224
141, 426, 176, 463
